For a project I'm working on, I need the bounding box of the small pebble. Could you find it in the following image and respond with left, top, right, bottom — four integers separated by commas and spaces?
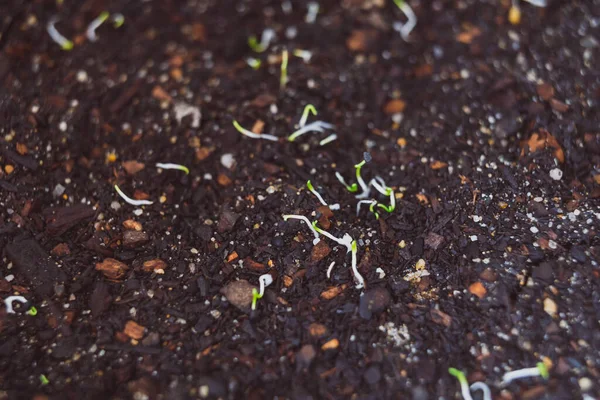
220, 153, 235, 169
543, 298, 557, 317
549, 168, 563, 181
579, 377, 593, 392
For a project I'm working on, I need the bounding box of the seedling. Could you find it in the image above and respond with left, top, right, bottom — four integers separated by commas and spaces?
448, 368, 491, 400
371, 178, 395, 213
47, 17, 73, 51
40, 375, 50, 385
248, 28, 275, 53
356, 199, 378, 218
326, 261, 335, 279
27, 306, 38, 316
502, 362, 549, 385
354, 153, 372, 199
251, 273, 274, 310
369, 201, 380, 219
86, 11, 110, 42
283, 215, 320, 245
280, 49, 289, 89
4, 296, 28, 314
350, 240, 365, 289
288, 120, 334, 142
298, 104, 317, 128
319, 134, 337, 146
305, 2, 320, 24
293, 49, 313, 63
306, 180, 340, 210
112, 13, 125, 28
246, 57, 262, 70
155, 163, 189, 174
311, 221, 352, 252
114, 184, 154, 206
335, 172, 358, 193
393, 0, 417, 41
232, 120, 278, 141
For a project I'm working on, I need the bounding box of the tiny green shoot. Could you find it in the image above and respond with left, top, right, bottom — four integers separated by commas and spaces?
393, 0, 417, 41
114, 184, 154, 206
448, 368, 473, 400
233, 120, 279, 141
372, 179, 395, 213
47, 17, 73, 51
248, 28, 275, 53
356, 199, 376, 217
299, 104, 317, 128
283, 215, 320, 244
112, 13, 125, 28
246, 57, 262, 70
335, 172, 358, 192
369, 201, 380, 219
293, 49, 313, 63
251, 273, 273, 310
280, 49, 289, 89
319, 134, 337, 146
86, 11, 110, 42
40, 374, 49, 385
288, 120, 334, 142
307, 180, 326, 206
354, 152, 372, 198
305, 2, 319, 24
155, 163, 190, 175
27, 306, 38, 316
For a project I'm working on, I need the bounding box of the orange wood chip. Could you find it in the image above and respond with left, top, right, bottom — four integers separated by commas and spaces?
320, 284, 347, 300
96, 258, 128, 280
384, 99, 406, 115
124, 320, 145, 340
469, 282, 487, 299
321, 338, 339, 351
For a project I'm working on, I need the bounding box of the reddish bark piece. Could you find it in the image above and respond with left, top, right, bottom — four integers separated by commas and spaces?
124, 320, 145, 340
311, 240, 331, 263
96, 258, 129, 280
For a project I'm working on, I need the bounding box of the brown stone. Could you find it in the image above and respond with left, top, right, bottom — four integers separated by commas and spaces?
124, 320, 145, 340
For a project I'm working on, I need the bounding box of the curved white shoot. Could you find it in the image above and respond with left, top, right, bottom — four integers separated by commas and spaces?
233, 120, 279, 141
258, 274, 273, 297
469, 382, 492, 400
293, 49, 313, 63
371, 178, 395, 212
112, 13, 125, 28
86, 11, 110, 42
288, 121, 334, 142
448, 368, 473, 400
307, 180, 327, 206
156, 163, 189, 174
299, 104, 317, 128
4, 296, 28, 314
114, 184, 154, 206
283, 215, 320, 245
354, 160, 371, 199
393, 0, 417, 41
523, 0, 547, 6
246, 57, 262, 70
356, 199, 377, 216
335, 172, 358, 193
312, 222, 353, 253
502, 362, 549, 385
305, 2, 319, 23
47, 17, 73, 51
326, 261, 335, 279
351, 240, 365, 289
248, 28, 275, 53
280, 49, 289, 89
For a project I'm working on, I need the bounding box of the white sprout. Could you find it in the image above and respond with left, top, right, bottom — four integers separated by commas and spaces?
307, 180, 327, 206
47, 17, 73, 51
282, 1, 293, 14
246, 57, 262, 70
356, 199, 377, 216
319, 134, 337, 146
351, 240, 365, 289
306, 2, 319, 23
312, 223, 353, 252
293, 49, 313, 63
298, 104, 317, 128
469, 382, 492, 400
393, 0, 417, 41
156, 163, 189, 174
4, 296, 28, 314
335, 171, 356, 192
114, 184, 154, 206
326, 261, 335, 279
86, 11, 110, 42
523, 0, 548, 6
283, 215, 320, 245
258, 274, 274, 297
354, 162, 371, 199
249, 28, 275, 53
233, 120, 279, 142
288, 121, 334, 142
112, 13, 125, 28
502, 363, 549, 385
371, 177, 395, 212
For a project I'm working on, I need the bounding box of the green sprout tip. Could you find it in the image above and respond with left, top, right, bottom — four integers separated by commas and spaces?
232, 120, 279, 141
156, 162, 190, 175
27, 306, 38, 316
112, 13, 125, 28
86, 11, 110, 42
448, 368, 468, 385
299, 104, 317, 128
537, 362, 549, 380
251, 287, 261, 310
280, 49, 289, 89
246, 57, 262, 70
40, 374, 49, 385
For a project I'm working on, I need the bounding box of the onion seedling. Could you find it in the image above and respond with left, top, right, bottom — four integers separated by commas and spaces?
288, 120, 334, 142
251, 273, 274, 310
283, 215, 320, 245
356, 199, 377, 218
371, 178, 395, 213
112, 13, 125, 28
4, 296, 28, 314
305, 2, 320, 23
350, 240, 365, 289
155, 163, 189, 174
86, 11, 110, 42
248, 28, 275, 53
354, 153, 372, 199
335, 172, 358, 193
293, 49, 313, 63
306, 180, 340, 210
114, 184, 154, 206
502, 362, 549, 385
40, 375, 49, 385
393, 0, 417, 41
246, 57, 262, 70
298, 104, 317, 128
319, 134, 337, 146
448, 368, 491, 400
47, 17, 73, 51
232, 120, 279, 141
280, 49, 289, 89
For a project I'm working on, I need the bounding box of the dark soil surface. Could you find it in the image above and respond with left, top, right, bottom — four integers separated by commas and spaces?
1, 0, 600, 399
